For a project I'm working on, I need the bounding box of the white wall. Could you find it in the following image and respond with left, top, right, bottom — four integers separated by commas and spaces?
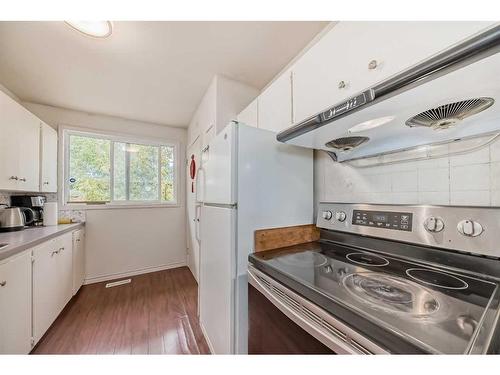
23, 102, 188, 283
315, 138, 500, 209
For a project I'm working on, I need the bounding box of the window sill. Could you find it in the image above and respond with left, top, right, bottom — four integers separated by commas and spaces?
61, 202, 181, 210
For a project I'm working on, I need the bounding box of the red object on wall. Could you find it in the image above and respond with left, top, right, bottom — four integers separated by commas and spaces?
190, 155, 196, 193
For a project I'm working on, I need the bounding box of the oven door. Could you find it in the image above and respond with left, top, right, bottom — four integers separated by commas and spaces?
248, 265, 386, 354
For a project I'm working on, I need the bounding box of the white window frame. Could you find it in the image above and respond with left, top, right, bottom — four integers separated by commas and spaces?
59, 125, 180, 210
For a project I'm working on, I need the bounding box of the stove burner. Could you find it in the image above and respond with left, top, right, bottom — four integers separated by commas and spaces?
346, 252, 389, 267
343, 273, 440, 316
406, 268, 469, 290
276, 251, 328, 268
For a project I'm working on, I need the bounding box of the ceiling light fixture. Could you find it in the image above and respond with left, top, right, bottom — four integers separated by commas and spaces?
65, 21, 113, 38
348, 116, 395, 133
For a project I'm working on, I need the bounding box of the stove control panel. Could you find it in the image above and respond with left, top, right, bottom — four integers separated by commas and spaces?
352, 210, 413, 231
316, 202, 500, 258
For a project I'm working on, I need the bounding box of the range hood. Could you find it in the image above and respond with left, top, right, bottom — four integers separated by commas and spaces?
277, 24, 500, 163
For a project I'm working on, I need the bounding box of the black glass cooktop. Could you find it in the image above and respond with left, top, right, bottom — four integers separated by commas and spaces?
249, 240, 500, 354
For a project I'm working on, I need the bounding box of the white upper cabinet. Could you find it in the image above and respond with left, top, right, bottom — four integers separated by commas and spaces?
258, 71, 293, 133
0, 90, 40, 191
188, 75, 258, 149
40, 122, 58, 192
0, 251, 32, 354
292, 21, 495, 124
236, 98, 258, 128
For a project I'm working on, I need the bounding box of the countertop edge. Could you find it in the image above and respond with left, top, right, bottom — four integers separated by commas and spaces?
0, 223, 85, 261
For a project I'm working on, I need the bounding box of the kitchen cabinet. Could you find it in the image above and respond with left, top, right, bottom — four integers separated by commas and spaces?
0, 89, 40, 192
0, 251, 32, 354
33, 232, 73, 343
72, 229, 85, 295
236, 98, 258, 128
258, 71, 293, 133
292, 21, 494, 123
187, 75, 258, 147
40, 122, 58, 192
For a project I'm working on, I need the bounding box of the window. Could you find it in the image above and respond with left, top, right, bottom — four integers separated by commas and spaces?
64, 129, 177, 206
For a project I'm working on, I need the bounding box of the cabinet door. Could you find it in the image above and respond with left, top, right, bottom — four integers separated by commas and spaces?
40, 122, 58, 192
0, 90, 40, 191
292, 21, 494, 124
236, 98, 258, 128
17, 111, 40, 192
54, 233, 74, 309
0, 91, 22, 190
258, 71, 293, 133
344, 22, 495, 95
72, 229, 85, 295
33, 239, 59, 343
0, 251, 33, 354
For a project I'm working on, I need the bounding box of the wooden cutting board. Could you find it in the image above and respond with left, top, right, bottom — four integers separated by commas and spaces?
254, 224, 320, 253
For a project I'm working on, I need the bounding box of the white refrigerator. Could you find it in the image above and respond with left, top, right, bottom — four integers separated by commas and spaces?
198, 121, 313, 354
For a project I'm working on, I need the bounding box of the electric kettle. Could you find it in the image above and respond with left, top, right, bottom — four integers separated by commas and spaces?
0, 206, 35, 232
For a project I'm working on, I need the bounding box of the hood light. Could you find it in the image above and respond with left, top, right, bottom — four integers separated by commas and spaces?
348, 116, 395, 133
65, 21, 113, 38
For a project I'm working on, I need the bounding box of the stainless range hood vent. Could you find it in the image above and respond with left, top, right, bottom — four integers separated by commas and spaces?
405, 97, 494, 130
325, 136, 369, 151
276, 25, 500, 164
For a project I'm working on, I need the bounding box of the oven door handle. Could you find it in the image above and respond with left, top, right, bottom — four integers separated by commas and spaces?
248, 266, 386, 354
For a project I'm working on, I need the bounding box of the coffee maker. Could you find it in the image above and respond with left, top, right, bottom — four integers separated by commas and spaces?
10, 195, 46, 226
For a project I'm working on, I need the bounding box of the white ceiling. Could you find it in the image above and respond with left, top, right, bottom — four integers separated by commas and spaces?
0, 21, 327, 127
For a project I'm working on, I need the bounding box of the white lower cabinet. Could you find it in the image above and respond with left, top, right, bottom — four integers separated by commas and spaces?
33, 232, 75, 344
0, 251, 32, 354
72, 229, 85, 295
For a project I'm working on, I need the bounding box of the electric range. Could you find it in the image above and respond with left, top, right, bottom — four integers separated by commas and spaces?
248, 203, 500, 354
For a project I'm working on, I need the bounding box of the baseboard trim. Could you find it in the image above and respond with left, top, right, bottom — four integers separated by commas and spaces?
84, 261, 187, 285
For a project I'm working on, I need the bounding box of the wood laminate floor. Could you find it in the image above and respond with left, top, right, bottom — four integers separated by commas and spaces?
32, 267, 210, 354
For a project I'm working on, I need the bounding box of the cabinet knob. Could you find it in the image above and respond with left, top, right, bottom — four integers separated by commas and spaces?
0, 281, 6, 287
368, 59, 379, 70
9, 176, 19, 181
338, 80, 347, 89
19, 177, 26, 182
43, 181, 50, 185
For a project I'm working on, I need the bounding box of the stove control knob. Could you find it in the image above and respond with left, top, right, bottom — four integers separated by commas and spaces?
322, 210, 333, 221
424, 217, 444, 233
457, 219, 483, 237
335, 211, 347, 222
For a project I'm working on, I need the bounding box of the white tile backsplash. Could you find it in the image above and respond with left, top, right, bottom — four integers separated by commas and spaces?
450, 164, 490, 191
418, 168, 449, 192
391, 170, 418, 192
449, 146, 490, 166
450, 190, 491, 206
316, 137, 500, 207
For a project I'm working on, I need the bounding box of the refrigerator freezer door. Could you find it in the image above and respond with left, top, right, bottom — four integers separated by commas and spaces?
203, 123, 237, 205
199, 205, 236, 354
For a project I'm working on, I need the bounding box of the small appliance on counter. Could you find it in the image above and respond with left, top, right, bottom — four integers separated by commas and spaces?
10, 195, 46, 226
248, 203, 500, 354
0, 206, 35, 232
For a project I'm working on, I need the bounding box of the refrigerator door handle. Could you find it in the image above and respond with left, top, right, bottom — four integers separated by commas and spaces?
195, 204, 202, 243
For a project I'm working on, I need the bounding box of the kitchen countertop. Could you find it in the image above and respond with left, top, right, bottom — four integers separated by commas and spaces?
0, 223, 85, 261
